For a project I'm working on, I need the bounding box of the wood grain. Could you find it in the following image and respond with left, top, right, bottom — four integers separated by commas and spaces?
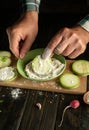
0, 57, 87, 94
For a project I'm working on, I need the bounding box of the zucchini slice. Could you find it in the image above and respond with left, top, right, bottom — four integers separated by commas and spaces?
32, 55, 52, 75
0, 51, 11, 57
59, 73, 80, 89
72, 60, 89, 76
0, 56, 11, 68
0, 67, 18, 81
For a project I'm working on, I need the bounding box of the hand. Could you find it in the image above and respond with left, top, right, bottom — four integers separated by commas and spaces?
6, 11, 38, 59
42, 26, 89, 59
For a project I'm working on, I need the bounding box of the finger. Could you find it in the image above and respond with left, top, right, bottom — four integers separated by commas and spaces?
54, 34, 76, 55
19, 37, 33, 59
61, 44, 75, 56
54, 37, 68, 55
6, 28, 21, 58
68, 48, 84, 59
68, 41, 86, 59
61, 40, 78, 56
9, 35, 21, 58
42, 47, 52, 59
42, 33, 63, 59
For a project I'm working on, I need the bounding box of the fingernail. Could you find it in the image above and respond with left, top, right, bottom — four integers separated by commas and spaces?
54, 48, 59, 54
54, 48, 61, 54
42, 48, 51, 59
20, 53, 25, 59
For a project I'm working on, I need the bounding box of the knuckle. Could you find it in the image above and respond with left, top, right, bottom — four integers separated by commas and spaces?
62, 27, 69, 32
72, 33, 77, 38
9, 46, 13, 51
80, 47, 86, 53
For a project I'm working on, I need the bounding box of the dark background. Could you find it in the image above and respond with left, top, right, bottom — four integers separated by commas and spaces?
0, 0, 89, 59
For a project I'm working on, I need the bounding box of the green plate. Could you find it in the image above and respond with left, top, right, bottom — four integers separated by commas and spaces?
17, 48, 66, 81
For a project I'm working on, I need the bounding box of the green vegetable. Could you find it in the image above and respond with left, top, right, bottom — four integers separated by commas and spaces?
0, 51, 12, 68
0, 67, 18, 81
0, 56, 11, 68
72, 60, 89, 76
59, 73, 80, 89
32, 55, 52, 75
0, 51, 11, 57
6, 68, 18, 82
0, 100, 4, 103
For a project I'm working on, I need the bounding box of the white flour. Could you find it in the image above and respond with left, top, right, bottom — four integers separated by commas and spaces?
11, 88, 22, 99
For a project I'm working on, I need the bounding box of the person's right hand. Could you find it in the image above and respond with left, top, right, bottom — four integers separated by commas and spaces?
42, 26, 89, 59
6, 11, 38, 59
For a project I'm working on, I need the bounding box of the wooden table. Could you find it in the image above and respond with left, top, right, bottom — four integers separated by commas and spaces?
0, 12, 89, 130
0, 81, 89, 130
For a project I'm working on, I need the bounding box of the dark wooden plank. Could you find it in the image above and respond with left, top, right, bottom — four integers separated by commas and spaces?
0, 86, 28, 130
55, 93, 89, 130
18, 90, 47, 130
19, 91, 59, 130
39, 93, 59, 130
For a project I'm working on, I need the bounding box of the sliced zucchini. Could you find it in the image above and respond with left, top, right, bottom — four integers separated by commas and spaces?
72, 60, 89, 76
59, 73, 80, 89
0, 66, 18, 81
0, 56, 11, 68
0, 51, 11, 57
32, 55, 53, 75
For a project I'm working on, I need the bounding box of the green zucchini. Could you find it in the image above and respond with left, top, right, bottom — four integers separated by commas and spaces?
0, 67, 18, 81
0, 56, 11, 68
32, 55, 52, 75
72, 60, 89, 76
0, 51, 12, 68
0, 51, 11, 57
59, 73, 80, 89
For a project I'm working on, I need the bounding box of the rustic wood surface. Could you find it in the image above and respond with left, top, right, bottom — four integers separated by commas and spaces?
0, 59, 87, 94
0, 84, 89, 130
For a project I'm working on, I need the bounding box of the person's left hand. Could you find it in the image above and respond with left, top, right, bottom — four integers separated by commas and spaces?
6, 11, 38, 59
42, 26, 89, 59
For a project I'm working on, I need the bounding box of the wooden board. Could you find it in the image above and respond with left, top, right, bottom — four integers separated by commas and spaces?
0, 57, 87, 94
